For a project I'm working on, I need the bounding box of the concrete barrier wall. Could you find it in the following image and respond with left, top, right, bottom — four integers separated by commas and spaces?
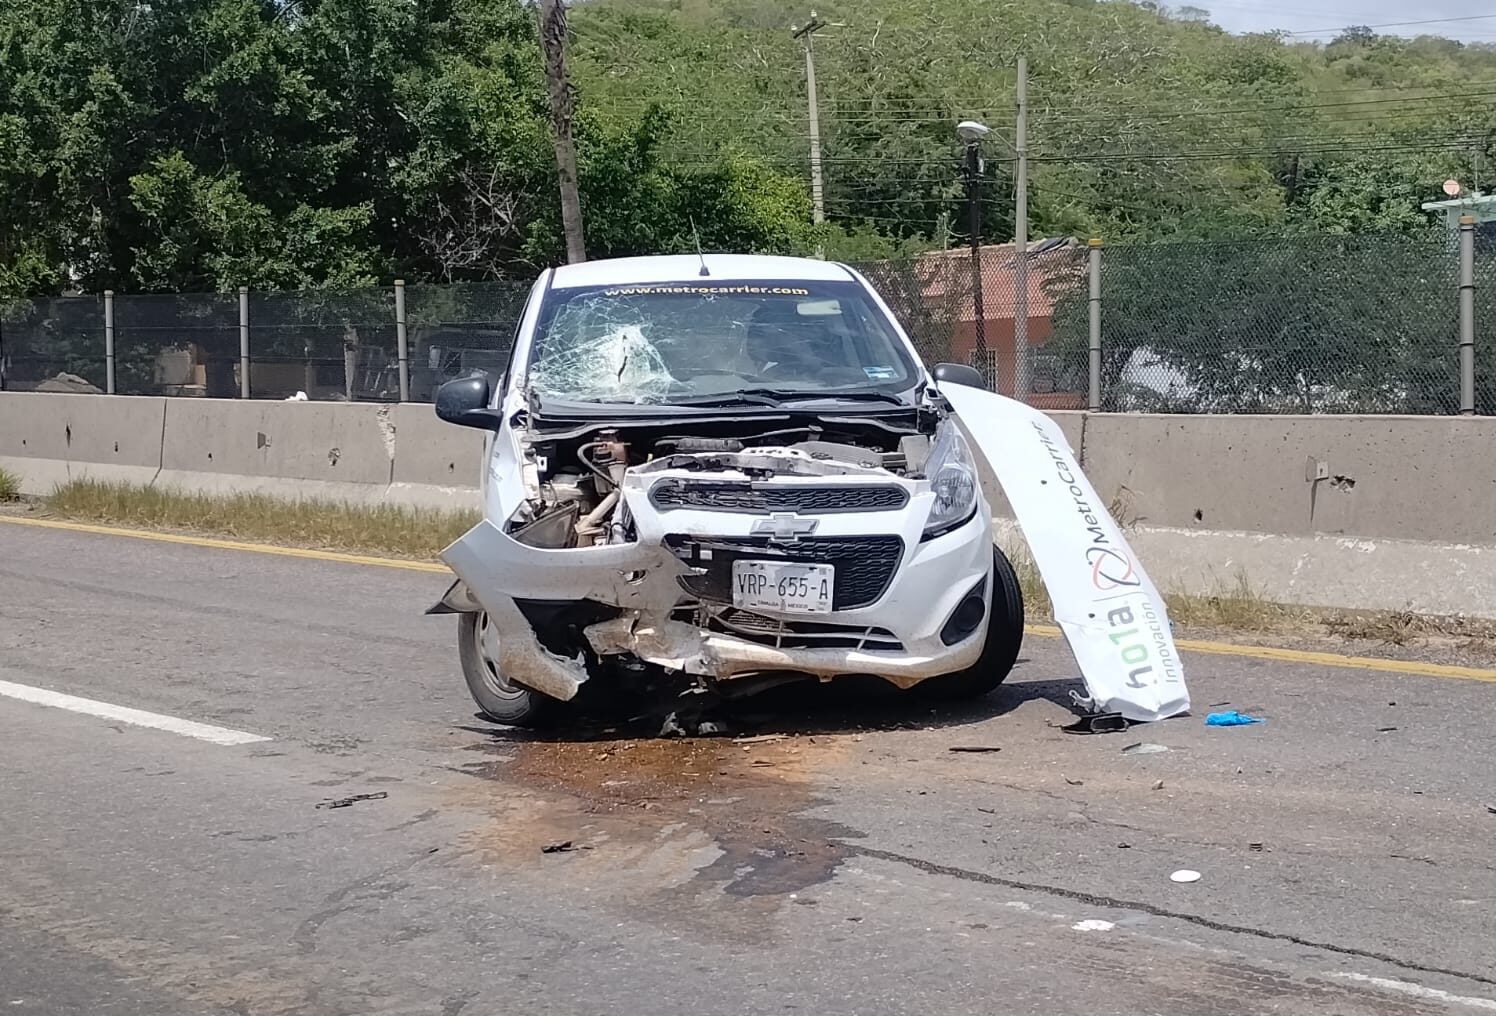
4, 392, 1494, 616
387, 402, 484, 510
1077, 413, 1496, 546
157, 398, 400, 504
0, 392, 168, 492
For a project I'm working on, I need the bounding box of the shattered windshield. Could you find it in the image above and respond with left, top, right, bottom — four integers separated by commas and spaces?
526, 280, 919, 405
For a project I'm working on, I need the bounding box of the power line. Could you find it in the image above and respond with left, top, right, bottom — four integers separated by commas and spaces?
1032, 138, 1479, 163
580, 88, 1496, 138
1282, 14, 1496, 36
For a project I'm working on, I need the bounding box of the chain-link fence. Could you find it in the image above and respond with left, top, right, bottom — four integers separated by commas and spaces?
1047, 232, 1493, 415
0, 281, 533, 402
1, 231, 1490, 413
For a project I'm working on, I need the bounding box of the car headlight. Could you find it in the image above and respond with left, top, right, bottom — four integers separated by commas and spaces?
922, 419, 978, 539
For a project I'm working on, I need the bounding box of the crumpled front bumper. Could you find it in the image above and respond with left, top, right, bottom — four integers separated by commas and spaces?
438, 480, 995, 697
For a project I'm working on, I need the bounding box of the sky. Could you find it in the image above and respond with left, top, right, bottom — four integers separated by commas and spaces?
1197, 3, 1496, 43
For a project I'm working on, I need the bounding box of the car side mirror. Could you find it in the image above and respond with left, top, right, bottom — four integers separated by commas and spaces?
931, 362, 986, 389
434, 375, 503, 431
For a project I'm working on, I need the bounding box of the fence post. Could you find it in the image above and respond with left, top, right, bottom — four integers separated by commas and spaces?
238, 286, 251, 399
1459, 216, 1476, 416
394, 279, 410, 403
1087, 239, 1102, 411
103, 290, 116, 394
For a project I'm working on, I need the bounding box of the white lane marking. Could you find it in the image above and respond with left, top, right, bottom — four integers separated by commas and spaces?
1071, 920, 1116, 932
0, 680, 270, 746
1331, 972, 1496, 1011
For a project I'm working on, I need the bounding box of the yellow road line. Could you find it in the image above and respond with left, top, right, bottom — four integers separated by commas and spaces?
0, 515, 449, 574
5, 514, 1494, 684
1025, 623, 1496, 684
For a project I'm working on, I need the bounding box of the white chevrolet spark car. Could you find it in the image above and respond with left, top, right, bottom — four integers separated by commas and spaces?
429, 254, 1188, 728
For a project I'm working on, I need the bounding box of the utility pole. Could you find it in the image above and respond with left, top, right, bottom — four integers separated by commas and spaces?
964, 141, 987, 359
539, 0, 586, 264
1013, 55, 1031, 403
957, 121, 993, 370
792, 13, 829, 237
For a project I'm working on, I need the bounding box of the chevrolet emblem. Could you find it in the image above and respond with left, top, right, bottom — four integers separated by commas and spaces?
751, 513, 818, 544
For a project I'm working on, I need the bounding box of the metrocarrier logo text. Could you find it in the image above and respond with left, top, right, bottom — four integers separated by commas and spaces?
1031, 420, 1180, 690
600, 285, 811, 297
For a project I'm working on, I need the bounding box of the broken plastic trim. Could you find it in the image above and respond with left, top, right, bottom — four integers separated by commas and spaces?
425, 579, 482, 615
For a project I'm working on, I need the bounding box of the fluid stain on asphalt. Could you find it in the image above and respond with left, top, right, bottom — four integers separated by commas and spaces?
457, 734, 862, 901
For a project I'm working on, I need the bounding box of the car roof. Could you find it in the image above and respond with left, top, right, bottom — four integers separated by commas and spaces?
548, 254, 859, 290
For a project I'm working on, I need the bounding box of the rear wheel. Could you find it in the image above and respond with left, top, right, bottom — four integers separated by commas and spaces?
916, 546, 1025, 700
457, 611, 559, 727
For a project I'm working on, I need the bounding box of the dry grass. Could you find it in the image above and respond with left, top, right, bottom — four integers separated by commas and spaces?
46, 479, 480, 560
0, 467, 19, 502
1320, 607, 1496, 646
1161, 570, 1298, 631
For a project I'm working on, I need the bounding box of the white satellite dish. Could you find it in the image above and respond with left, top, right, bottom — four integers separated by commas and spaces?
1443, 179, 1462, 197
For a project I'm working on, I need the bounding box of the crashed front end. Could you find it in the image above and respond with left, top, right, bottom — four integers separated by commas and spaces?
439, 419, 997, 702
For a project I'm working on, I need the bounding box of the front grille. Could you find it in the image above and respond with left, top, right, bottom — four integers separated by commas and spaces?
664, 534, 904, 611
650, 481, 908, 514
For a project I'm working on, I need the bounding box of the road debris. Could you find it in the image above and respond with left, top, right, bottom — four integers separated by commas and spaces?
733, 734, 787, 745
1206, 711, 1264, 727
1122, 742, 1170, 755
542, 841, 591, 854
1170, 869, 1202, 883
1060, 712, 1129, 735
1063, 775, 1084, 786
1376, 726, 1398, 733
1151, 779, 1165, 791
1390, 853, 1437, 865
948, 745, 1003, 754
1249, 842, 1265, 852
315, 792, 388, 810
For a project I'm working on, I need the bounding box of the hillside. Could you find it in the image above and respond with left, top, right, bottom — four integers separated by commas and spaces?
569, 0, 1496, 252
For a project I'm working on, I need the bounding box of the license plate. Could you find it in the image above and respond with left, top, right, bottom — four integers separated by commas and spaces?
731, 560, 835, 615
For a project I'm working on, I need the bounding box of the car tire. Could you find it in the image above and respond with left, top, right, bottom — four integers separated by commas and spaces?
457, 610, 559, 727
915, 546, 1026, 701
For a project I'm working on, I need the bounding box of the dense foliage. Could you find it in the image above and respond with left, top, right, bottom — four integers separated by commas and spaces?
0, 0, 815, 298
2, 0, 1495, 298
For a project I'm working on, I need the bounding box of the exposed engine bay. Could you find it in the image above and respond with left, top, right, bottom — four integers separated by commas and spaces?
509, 418, 935, 552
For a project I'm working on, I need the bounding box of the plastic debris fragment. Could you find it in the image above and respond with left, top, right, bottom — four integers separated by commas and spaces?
1206, 711, 1264, 726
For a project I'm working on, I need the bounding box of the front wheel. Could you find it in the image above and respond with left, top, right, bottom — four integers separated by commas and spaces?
915, 546, 1026, 701
457, 611, 559, 727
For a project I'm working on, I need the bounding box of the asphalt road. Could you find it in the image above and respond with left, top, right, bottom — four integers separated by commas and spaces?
3, 518, 1495, 1015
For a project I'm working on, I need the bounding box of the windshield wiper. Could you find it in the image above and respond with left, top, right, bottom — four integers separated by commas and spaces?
668, 390, 786, 408
671, 388, 908, 408
770, 389, 910, 406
